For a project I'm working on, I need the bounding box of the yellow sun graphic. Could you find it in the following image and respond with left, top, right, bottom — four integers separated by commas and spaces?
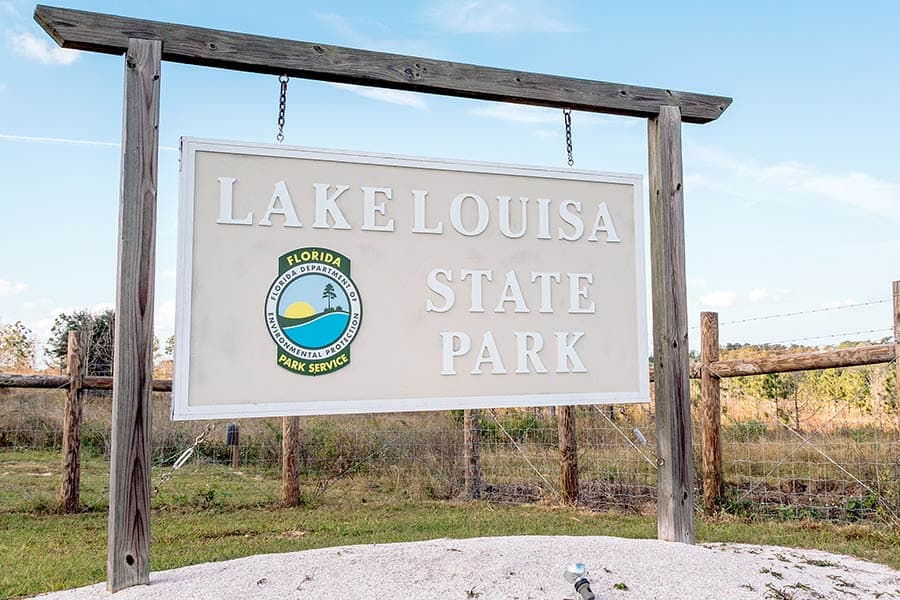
284, 301, 316, 319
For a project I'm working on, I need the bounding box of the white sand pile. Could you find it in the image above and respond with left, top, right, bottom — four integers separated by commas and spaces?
37, 536, 900, 599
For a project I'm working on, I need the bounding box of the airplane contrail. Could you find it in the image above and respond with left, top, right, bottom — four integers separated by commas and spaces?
0, 133, 178, 151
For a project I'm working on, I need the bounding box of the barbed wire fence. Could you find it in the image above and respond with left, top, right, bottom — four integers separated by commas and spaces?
1, 289, 898, 522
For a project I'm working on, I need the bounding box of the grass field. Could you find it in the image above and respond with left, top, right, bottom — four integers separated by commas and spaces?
2, 450, 899, 599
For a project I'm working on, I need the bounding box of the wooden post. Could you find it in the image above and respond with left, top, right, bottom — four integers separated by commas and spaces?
462, 409, 481, 499
107, 38, 161, 592
282, 416, 301, 507
230, 424, 240, 470
60, 329, 88, 513
558, 405, 578, 504
893, 280, 899, 427
700, 312, 722, 512
648, 105, 695, 544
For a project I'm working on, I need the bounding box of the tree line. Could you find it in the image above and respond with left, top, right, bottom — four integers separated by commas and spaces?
1, 314, 896, 418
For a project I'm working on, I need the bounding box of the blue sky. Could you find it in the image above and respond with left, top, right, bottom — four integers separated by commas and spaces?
0, 0, 898, 365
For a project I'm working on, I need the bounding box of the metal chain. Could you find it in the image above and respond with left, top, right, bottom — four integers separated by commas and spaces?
563, 108, 574, 166
276, 75, 289, 143
152, 423, 215, 496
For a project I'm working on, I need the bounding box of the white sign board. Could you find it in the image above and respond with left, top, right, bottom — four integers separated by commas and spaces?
173, 139, 648, 419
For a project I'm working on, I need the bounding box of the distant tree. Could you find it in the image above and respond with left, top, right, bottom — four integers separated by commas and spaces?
0, 321, 36, 372
322, 283, 337, 311
46, 309, 115, 376
802, 367, 870, 410
164, 334, 175, 359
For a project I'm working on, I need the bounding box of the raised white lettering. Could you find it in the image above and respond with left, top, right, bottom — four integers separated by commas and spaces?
216, 177, 253, 225
361, 186, 395, 232
450, 193, 489, 236
259, 180, 301, 227
426, 268, 455, 312
471, 331, 506, 374
515, 331, 547, 373
312, 183, 352, 230
587, 201, 620, 242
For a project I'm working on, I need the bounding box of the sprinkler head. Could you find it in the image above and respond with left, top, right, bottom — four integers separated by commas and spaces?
564, 563, 587, 583
564, 563, 595, 600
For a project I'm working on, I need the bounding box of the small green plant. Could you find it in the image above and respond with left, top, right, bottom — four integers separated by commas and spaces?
613, 582, 629, 591
720, 486, 755, 518
728, 419, 767, 442
845, 494, 878, 522
804, 559, 838, 568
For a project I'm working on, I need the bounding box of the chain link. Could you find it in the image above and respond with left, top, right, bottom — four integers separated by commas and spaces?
153, 423, 215, 496
276, 75, 289, 143
563, 108, 574, 166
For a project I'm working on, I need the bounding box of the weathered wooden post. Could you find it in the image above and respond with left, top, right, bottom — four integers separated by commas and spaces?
893, 280, 899, 427
60, 329, 88, 513
648, 105, 695, 543
700, 312, 722, 512
282, 416, 301, 506
227, 423, 241, 470
891, 281, 900, 427
107, 38, 161, 592
558, 405, 578, 503
462, 408, 481, 499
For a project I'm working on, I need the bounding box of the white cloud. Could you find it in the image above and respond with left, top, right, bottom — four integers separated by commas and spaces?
161, 270, 177, 280
535, 129, 559, 140
23, 297, 53, 309
687, 276, 708, 289
468, 104, 632, 128
155, 299, 176, 342
822, 299, 857, 309
314, 12, 362, 44
8, 31, 80, 65
0, 1, 18, 16
91, 302, 114, 313
330, 83, 428, 110
31, 317, 54, 342
48, 305, 77, 319
426, 1, 578, 33
688, 144, 900, 224
699, 290, 737, 309
749, 288, 790, 303
470, 104, 558, 124
313, 12, 434, 56
0, 279, 28, 296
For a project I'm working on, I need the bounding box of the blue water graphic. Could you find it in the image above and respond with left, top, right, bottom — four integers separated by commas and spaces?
283, 312, 349, 349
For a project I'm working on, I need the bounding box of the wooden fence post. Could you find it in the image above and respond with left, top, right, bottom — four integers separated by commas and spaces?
226, 422, 240, 470
701, 312, 722, 512
648, 105, 695, 544
282, 416, 301, 507
463, 409, 481, 499
893, 280, 899, 427
107, 37, 161, 592
60, 329, 88, 513
558, 405, 578, 503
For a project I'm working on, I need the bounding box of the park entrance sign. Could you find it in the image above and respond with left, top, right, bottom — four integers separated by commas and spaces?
174, 140, 648, 419
34, 3, 730, 588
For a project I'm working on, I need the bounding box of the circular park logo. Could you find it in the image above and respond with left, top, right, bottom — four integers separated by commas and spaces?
264, 247, 362, 376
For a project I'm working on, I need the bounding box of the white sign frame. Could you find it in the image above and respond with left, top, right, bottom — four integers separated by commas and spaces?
174, 138, 649, 419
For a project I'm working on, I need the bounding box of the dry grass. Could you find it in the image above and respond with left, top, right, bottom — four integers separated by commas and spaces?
1, 387, 898, 522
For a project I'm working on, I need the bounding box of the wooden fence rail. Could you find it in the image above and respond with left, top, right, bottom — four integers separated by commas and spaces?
0, 374, 172, 391
2, 279, 897, 518
4, 340, 892, 393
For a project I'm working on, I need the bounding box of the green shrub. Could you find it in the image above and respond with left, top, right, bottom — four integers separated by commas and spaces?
728, 419, 767, 443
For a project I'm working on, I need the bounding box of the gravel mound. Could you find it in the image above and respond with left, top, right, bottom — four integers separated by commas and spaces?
36, 536, 900, 599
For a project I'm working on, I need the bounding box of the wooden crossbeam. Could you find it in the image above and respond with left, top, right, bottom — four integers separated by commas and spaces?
34, 5, 731, 124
